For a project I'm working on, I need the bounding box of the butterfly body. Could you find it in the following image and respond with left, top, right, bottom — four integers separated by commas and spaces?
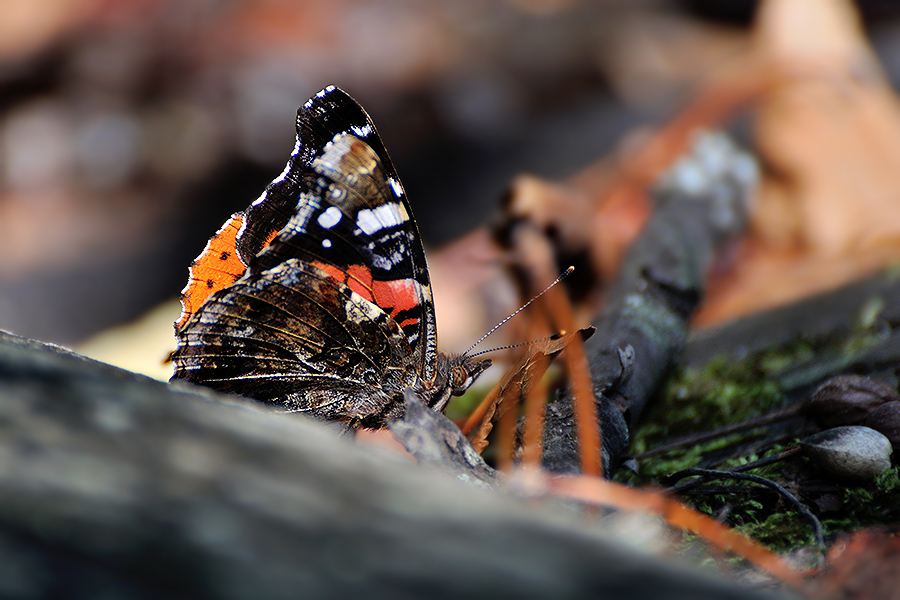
171, 86, 489, 427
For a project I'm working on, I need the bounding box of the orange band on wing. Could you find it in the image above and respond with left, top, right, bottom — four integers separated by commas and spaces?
345, 264, 374, 300
372, 278, 419, 319
176, 215, 247, 331
311, 261, 420, 326
313, 262, 374, 303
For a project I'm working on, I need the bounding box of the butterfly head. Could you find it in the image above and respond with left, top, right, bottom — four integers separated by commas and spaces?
449, 354, 492, 397
425, 353, 491, 413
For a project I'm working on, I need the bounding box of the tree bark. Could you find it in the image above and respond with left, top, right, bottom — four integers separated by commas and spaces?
0, 330, 784, 599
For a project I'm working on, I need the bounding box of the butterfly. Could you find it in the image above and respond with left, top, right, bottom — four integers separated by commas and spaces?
170, 85, 491, 428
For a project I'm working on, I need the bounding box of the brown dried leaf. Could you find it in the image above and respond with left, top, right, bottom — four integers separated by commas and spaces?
695, 0, 900, 325
464, 328, 593, 456
545, 474, 805, 586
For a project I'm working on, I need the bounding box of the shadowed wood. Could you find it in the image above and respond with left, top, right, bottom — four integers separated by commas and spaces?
0, 330, 780, 600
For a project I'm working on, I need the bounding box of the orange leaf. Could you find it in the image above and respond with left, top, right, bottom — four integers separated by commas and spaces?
545, 474, 807, 587
464, 329, 593, 457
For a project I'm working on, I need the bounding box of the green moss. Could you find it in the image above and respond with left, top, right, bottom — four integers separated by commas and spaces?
821, 467, 900, 533
757, 341, 817, 375
629, 302, 889, 476
619, 352, 788, 483
735, 511, 812, 550
630, 355, 784, 458
877, 466, 900, 493
856, 296, 885, 329
617, 287, 900, 552
760, 303, 889, 391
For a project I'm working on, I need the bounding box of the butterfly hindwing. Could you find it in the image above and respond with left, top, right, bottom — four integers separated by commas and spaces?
173, 258, 416, 418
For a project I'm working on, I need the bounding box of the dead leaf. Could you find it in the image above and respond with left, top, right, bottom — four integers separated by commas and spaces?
545, 474, 807, 587
695, 0, 900, 325
463, 328, 594, 456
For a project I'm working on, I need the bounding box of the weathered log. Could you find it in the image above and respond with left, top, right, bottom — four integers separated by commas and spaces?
0, 330, 785, 599
388, 389, 499, 487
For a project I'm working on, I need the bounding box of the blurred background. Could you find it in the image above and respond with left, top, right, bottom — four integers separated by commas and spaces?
2, 0, 900, 377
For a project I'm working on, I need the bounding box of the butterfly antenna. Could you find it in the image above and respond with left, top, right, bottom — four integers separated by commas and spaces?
468, 330, 567, 359
464, 266, 574, 356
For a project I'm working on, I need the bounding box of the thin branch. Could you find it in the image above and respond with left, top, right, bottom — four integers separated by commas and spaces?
665, 467, 825, 557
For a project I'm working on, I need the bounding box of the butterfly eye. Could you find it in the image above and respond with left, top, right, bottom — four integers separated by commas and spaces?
451, 365, 468, 389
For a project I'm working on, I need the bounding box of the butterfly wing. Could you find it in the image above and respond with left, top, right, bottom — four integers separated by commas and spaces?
172, 87, 439, 421
292, 87, 437, 380
174, 258, 413, 422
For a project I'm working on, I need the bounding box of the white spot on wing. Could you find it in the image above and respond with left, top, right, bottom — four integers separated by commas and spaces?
235, 214, 249, 240
271, 141, 299, 185
272, 163, 291, 185
317, 206, 342, 229
387, 177, 404, 198
356, 202, 408, 236
322, 238, 332, 248
345, 295, 383, 324
372, 250, 404, 270
304, 86, 335, 108
250, 190, 267, 207
351, 124, 372, 138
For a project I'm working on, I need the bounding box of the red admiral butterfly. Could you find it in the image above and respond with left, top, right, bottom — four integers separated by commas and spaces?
171, 86, 491, 428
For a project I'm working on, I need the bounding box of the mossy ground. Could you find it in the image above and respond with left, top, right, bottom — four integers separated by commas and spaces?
449, 299, 899, 553
620, 329, 900, 553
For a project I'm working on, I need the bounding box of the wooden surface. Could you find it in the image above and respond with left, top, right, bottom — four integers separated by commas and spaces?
0, 330, 784, 599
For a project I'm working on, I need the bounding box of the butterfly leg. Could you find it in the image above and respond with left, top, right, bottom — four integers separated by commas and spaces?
340, 416, 361, 437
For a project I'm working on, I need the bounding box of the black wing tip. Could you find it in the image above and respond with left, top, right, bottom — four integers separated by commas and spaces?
298, 85, 361, 120
301, 84, 344, 109
294, 85, 375, 155
294, 85, 397, 179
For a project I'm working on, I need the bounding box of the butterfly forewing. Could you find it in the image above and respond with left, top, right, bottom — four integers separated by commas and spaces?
252, 135, 433, 371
